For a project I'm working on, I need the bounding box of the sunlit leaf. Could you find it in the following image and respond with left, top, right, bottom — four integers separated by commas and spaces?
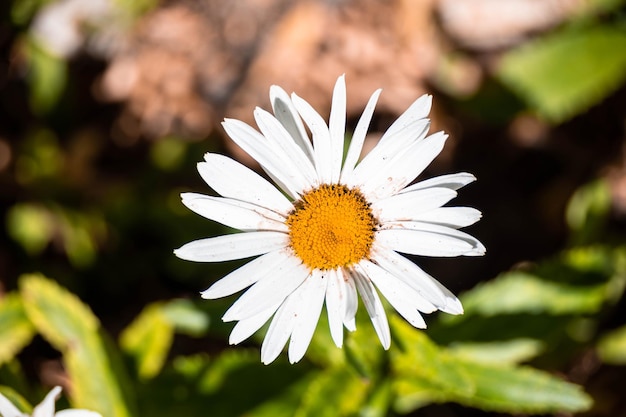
294, 367, 369, 417
597, 324, 626, 364
119, 303, 174, 380
497, 25, 626, 123
344, 309, 386, 378
448, 338, 544, 365
19, 273, 131, 417
455, 361, 592, 413
120, 299, 209, 379
456, 271, 608, 317
391, 318, 474, 412
0, 294, 35, 366
391, 317, 592, 414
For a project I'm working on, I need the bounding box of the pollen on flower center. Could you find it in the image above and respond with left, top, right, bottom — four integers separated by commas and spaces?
286, 184, 377, 271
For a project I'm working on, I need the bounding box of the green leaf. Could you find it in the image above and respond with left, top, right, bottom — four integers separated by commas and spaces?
391, 318, 474, 412
391, 317, 592, 414
597, 324, 626, 364
119, 303, 174, 380
455, 361, 592, 413
455, 271, 608, 317
120, 299, 209, 379
344, 309, 387, 378
294, 367, 369, 417
19, 273, 131, 417
448, 339, 544, 365
0, 294, 35, 365
497, 25, 626, 123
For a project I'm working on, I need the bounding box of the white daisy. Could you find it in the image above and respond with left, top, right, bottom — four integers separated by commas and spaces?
175, 75, 485, 364
0, 386, 102, 417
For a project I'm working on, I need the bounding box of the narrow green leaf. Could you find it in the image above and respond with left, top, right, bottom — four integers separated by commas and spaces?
456, 271, 607, 317
19, 273, 130, 417
497, 25, 626, 123
0, 294, 35, 365
448, 339, 544, 365
456, 361, 592, 413
597, 324, 626, 364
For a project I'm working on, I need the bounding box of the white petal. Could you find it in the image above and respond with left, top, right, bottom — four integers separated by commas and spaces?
181, 193, 288, 232
366, 258, 437, 314
56, 410, 103, 417
288, 272, 328, 363
345, 119, 430, 188
351, 268, 391, 349
260, 278, 311, 364
228, 303, 279, 345
360, 261, 428, 328
341, 88, 382, 180
0, 392, 23, 417
401, 172, 476, 193
174, 231, 288, 262
222, 255, 309, 321
379, 222, 486, 256
359, 132, 448, 201
329, 75, 346, 183
291, 93, 333, 183
32, 386, 61, 417
376, 228, 477, 257
201, 250, 287, 299
343, 270, 358, 331
379, 94, 432, 144
222, 118, 307, 198
411, 207, 482, 229
372, 187, 457, 222
199, 153, 293, 215
325, 269, 345, 347
371, 246, 463, 314
270, 85, 315, 163
261, 305, 294, 364
253, 108, 317, 187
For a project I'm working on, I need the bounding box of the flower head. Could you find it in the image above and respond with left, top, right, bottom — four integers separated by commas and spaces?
175, 75, 485, 364
0, 386, 102, 417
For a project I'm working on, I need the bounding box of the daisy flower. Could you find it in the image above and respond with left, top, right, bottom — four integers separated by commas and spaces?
175, 75, 485, 364
0, 386, 102, 417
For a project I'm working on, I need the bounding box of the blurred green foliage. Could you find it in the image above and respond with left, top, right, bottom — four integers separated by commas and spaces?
496, 0, 626, 123
2, 0, 626, 415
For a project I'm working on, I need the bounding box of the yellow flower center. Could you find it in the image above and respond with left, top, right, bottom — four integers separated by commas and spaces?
286, 184, 377, 271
